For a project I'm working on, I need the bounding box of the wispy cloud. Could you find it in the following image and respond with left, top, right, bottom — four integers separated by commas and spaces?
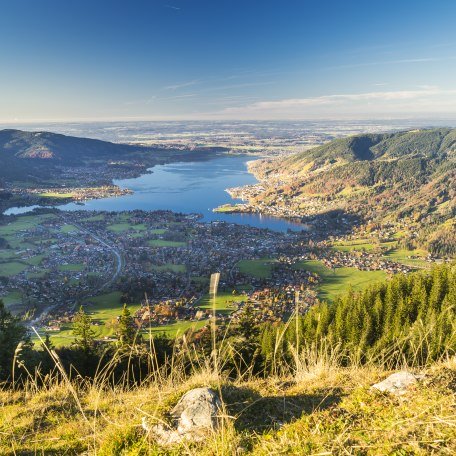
325, 57, 454, 71
161, 93, 197, 100
199, 81, 275, 93
164, 80, 199, 91
164, 5, 181, 11
215, 87, 456, 119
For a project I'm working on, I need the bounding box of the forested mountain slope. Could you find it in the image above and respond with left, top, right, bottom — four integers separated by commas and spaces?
248, 128, 455, 255
0, 129, 224, 181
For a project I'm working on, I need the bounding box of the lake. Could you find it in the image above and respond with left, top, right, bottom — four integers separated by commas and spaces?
5, 154, 306, 232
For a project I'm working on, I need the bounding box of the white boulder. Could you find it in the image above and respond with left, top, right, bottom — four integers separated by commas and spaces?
143, 387, 222, 445
372, 371, 424, 396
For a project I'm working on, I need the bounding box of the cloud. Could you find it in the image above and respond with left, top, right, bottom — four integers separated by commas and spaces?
215, 87, 456, 119
164, 80, 199, 91
326, 57, 446, 71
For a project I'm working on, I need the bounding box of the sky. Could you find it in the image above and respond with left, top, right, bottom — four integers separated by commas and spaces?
1, 0, 456, 122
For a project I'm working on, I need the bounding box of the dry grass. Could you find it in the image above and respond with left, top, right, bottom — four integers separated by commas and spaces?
1, 354, 455, 455
1, 300, 455, 454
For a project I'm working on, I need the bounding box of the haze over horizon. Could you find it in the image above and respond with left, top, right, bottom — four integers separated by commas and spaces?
2, 0, 456, 122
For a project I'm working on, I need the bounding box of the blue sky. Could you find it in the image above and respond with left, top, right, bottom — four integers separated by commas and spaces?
1, 0, 456, 121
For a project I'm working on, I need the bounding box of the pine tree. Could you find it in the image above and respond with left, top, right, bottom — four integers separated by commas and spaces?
0, 299, 29, 380
237, 304, 257, 339
42, 332, 54, 351
72, 306, 96, 353
117, 304, 137, 347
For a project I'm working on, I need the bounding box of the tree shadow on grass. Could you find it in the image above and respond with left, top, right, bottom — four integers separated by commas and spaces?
221, 384, 343, 432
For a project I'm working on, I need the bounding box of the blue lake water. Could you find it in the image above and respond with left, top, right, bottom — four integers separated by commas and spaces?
5, 155, 306, 232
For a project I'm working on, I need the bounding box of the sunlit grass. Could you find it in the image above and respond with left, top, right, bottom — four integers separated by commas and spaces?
0, 261, 28, 277
108, 222, 147, 232
237, 258, 275, 278
293, 259, 387, 301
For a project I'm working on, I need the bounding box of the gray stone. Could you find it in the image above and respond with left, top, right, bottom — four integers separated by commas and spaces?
372, 371, 424, 395
142, 387, 222, 445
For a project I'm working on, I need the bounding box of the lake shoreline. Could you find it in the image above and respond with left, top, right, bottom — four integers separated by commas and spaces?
3, 154, 309, 232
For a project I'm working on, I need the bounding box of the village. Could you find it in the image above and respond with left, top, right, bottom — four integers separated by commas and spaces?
0, 207, 427, 344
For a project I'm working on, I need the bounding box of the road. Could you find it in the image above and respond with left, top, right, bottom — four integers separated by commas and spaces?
69, 220, 124, 290
29, 218, 124, 327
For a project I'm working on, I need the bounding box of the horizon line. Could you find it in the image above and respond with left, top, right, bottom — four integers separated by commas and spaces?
2, 114, 456, 125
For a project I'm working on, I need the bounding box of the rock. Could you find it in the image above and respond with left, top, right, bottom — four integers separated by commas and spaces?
142, 387, 222, 445
372, 371, 424, 395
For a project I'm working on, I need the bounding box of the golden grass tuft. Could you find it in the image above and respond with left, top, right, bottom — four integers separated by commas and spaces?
1, 356, 455, 455
1, 306, 455, 454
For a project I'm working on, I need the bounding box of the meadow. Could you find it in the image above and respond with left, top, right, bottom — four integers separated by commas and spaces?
293, 260, 387, 301
236, 258, 275, 278
197, 290, 249, 315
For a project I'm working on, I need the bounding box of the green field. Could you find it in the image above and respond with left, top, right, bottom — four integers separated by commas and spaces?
0, 214, 55, 236
382, 247, 429, 268
82, 214, 105, 222
237, 258, 275, 278
130, 232, 145, 239
332, 237, 429, 269
59, 263, 84, 272
149, 239, 186, 248
35, 328, 75, 347
27, 270, 49, 279
0, 261, 28, 277
293, 260, 387, 302
25, 254, 45, 266
191, 276, 210, 285
150, 229, 167, 234
6, 240, 35, 250
151, 263, 186, 273
84, 292, 141, 337
197, 290, 248, 315
36, 238, 59, 245
108, 223, 147, 233
39, 191, 75, 198
118, 213, 133, 221
40, 292, 141, 346
331, 239, 377, 252
0, 250, 18, 261
2, 290, 23, 308
213, 204, 238, 213
60, 224, 78, 233
42, 291, 206, 346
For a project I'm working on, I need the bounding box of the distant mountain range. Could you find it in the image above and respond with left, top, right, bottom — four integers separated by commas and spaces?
0, 129, 147, 181
0, 129, 225, 182
0, 129, 150, 161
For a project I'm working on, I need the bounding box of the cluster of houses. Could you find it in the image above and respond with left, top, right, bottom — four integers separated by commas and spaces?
1, 207, 435, 339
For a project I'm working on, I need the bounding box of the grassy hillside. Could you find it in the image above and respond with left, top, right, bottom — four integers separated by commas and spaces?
1, 262, 455, 454
1, 357, 455, 454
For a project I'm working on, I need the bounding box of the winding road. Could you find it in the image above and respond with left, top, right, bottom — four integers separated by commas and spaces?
71, 221, 124, 289
29, 218, 124, 327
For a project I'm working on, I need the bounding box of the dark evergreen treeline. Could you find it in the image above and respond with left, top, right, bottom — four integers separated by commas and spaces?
1, 263, 454, 386
260, 262, 456, 369
0, 302, 174, 385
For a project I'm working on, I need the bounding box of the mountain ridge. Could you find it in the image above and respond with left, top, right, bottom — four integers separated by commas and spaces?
228, 128, 455, 255
0, 128, 227, 178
